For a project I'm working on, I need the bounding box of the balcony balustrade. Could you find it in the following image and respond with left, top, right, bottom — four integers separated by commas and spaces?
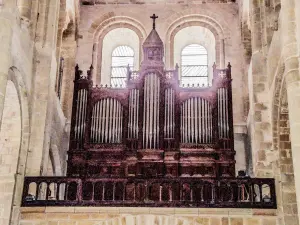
22, 176, 276, 208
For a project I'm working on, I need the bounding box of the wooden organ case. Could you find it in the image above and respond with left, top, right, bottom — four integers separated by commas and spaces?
67, 23, 236, 180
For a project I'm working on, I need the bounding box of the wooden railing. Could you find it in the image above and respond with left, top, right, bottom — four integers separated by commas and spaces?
22, 176, 276, 209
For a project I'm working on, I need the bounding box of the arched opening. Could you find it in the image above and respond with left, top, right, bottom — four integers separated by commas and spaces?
180, 44, 208, 86
277, 86, 298, 223
0, 80, 21, 174
110, 45, 134, 87
174, 26, 216, 85
272, 74, 299, 223
0, 80, 21, 225
100, 28, 140, 86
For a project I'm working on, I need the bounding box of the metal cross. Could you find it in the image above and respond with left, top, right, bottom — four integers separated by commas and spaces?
150, 14, 158, 30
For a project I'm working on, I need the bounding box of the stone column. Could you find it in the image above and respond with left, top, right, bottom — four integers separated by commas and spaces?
61, 40, 77, 120
17, 0, 32, 20
92, 42, 98, 84
0, 2, 13, 129
295, 0, 300, 60
220, 39, 225, 68
26, 0, 60, 176
248, 0, 273, 178
281, 0, 300, 221
0, 2, 17, 225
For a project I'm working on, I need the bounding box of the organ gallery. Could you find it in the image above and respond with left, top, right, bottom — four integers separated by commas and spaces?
68, 15, 235, 178
22, 14, 276, 209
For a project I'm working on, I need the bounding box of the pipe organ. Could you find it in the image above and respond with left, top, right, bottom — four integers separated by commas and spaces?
68, 26, 236, 179
21, 16, 277, 210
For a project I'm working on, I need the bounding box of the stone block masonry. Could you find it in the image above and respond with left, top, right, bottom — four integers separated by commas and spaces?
20, 207, 278, 225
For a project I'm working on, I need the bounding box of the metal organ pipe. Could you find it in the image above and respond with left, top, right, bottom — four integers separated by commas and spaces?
149, 73, 153, 149
128, 89, 139, 139
90, 98, 123, 144
143, 73, 160, 149
164, 88, 175, 139
218, 88, 229, 139
74, 91, 80, 140
74, 89, 88, 147
181, 98, 212, 144
105, 99, 109, 143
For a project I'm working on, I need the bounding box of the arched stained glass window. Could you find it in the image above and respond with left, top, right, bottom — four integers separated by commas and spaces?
181, 44, 208, 86
111, 45, 134, 87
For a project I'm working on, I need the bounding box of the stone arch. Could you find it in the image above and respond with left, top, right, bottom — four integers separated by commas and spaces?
88, 14, 147, 84
272, 63, 285, 151
0, 67, 30, 225
88, 14, 147, 40
0, 78, 21, 176
272, 64, 299, 224
165, 9, 232, 69
6, 67, 30, 171
174, 27, 216, 85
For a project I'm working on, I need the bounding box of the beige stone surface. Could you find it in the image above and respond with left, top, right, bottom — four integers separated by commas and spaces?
19, 207, 279, 225
0, 0, 300, 225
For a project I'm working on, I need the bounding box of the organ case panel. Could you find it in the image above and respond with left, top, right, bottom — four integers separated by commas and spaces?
68, 64, 235, 178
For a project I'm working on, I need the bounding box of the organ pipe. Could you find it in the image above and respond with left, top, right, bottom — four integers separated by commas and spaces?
90, 98, 123, 144
72, 73, 231, 149
218, 88, 229, 139
74, 89, 88, 147
180, 98, 213, 144
143, 73, 160, 149
164, 88, 175, 139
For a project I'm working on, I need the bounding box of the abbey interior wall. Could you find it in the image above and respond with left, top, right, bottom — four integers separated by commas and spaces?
0, 0, 300, 225
244, 0, 300, 224
76, 3, 247, 125
76, 2, 249, 174
0, 0, 76, 224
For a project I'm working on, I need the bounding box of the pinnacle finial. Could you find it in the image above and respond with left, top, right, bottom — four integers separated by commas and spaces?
150, 14, 158, 30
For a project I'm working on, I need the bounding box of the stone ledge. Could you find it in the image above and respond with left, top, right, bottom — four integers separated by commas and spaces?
20, 207, 277, 217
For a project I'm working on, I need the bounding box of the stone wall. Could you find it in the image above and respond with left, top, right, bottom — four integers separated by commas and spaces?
76, 2, 246, 125
0, 80, 21, 225
76, 2, 249, 174
244, 0, 300, 223
1, 0, 300, 225
20, 207, 278, 225
0, 1, 78, 224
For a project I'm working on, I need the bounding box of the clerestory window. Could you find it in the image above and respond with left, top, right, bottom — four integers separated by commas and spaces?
111, 45, 134, 87
181, 44, 208, 86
